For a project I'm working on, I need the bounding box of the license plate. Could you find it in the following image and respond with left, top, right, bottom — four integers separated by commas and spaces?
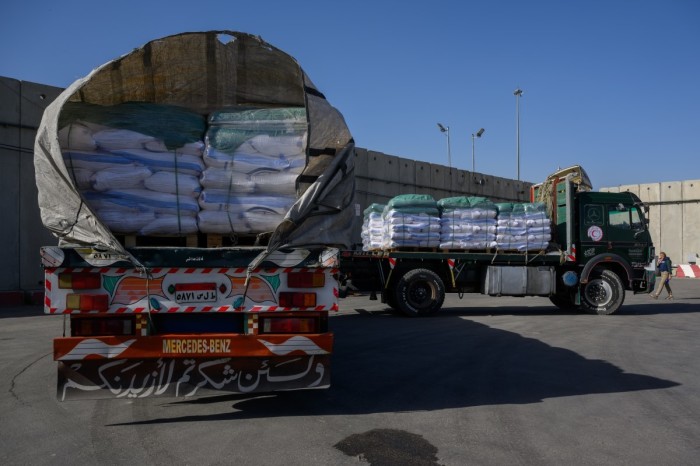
174, 283, 217, 304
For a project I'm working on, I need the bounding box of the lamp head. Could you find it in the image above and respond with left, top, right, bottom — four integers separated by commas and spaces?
514, 88, 523, 96
437, 123, 447, 133
476, 128, 485, 138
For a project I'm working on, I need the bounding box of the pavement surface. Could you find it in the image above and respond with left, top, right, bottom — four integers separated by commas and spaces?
1, 279, 699, 465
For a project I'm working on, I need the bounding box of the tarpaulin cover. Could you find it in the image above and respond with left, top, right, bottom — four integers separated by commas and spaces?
34, 31, 355, 260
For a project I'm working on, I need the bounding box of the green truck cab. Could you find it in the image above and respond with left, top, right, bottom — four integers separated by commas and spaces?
542, 169, 655, 313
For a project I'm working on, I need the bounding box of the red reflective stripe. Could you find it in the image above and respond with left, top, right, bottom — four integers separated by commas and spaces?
676, 264, 700, 278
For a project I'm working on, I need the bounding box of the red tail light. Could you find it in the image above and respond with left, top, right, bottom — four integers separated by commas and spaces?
279, 292, 316, 308
58, 272, 101, 289
66, 293, 109, 312
260, 317, 317, 334
287, 271, 325, 288
72, 316, 134, 336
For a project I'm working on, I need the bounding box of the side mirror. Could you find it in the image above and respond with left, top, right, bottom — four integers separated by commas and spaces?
635, 202, 649, 214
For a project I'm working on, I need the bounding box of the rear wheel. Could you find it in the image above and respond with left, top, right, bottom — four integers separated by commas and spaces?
393, 268, 445, 317
581, 269, 625, 315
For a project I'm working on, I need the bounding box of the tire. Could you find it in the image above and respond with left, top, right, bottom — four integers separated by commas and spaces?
393, 268, 445, 317
549, 292, 579, 310
580, 269, 625, 315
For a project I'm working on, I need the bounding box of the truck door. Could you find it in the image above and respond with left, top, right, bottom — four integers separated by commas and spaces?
579, 202, 607, 262
605, 203, 650, 268
579, 201, 649, 264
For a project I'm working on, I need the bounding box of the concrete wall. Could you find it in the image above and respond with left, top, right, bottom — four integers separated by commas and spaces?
0, 77, 61, 301
601, 181, 700, 264
4, 74, 696, 302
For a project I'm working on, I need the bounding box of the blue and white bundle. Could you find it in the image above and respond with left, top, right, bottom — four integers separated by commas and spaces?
197, 194, 295, 234
58, 103, 207, 235
438, 197, 498, 249
199, 107, 308, 234
197, 208, 287, 234
495, 202, 551, 251
361, 204, 385, 251
382, 195, 440, 248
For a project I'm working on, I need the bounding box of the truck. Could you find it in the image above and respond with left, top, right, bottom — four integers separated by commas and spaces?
339, 166, 656, 316
34, 31, 356, 400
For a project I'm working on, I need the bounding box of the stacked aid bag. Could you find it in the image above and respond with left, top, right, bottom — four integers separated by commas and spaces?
198, 107, 307, 234
58, 102, 206, 235
361, 203, 386, 251
495, 202, 551, 251
438, 196, 498, 250
382, 194, 440, 248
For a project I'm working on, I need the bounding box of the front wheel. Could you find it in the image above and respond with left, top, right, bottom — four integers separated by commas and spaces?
581, 269, 625, 315
393, 268, 445, 317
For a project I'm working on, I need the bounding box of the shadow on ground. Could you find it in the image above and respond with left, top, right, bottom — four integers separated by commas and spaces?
113, 309, 680, 425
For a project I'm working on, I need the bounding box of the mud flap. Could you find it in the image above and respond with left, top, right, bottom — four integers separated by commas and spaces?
57, 355, 331, 401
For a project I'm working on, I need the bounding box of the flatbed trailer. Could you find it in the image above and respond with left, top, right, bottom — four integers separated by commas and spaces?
339, 169, 656, 316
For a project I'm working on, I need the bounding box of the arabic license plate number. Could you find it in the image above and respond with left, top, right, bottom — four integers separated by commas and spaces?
174, 283, 217, 304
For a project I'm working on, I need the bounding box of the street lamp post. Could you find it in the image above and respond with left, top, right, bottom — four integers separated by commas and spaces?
437, 123, 451, 168
513, 88, 523, 180
471, 128, 485, 174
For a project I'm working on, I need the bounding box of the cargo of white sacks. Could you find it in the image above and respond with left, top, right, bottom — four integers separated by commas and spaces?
361, 194, 552, 252
34, 31, 355, 253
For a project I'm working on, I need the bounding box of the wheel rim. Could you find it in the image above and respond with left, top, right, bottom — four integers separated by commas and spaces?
584, 278, 613, 307
407, 281, 436, 310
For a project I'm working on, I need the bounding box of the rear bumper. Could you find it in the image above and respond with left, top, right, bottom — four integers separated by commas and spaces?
54, 333, 333, 400
58, 354, 330, 400
54, 333, 333, 360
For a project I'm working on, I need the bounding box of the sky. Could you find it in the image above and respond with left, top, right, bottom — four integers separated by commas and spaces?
2, 0, 699, 189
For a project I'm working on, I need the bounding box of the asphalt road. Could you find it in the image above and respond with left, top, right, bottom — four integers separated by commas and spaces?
2, 279, 699, 465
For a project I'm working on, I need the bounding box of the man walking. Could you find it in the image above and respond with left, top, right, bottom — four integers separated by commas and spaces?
651, 252, 673, 300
